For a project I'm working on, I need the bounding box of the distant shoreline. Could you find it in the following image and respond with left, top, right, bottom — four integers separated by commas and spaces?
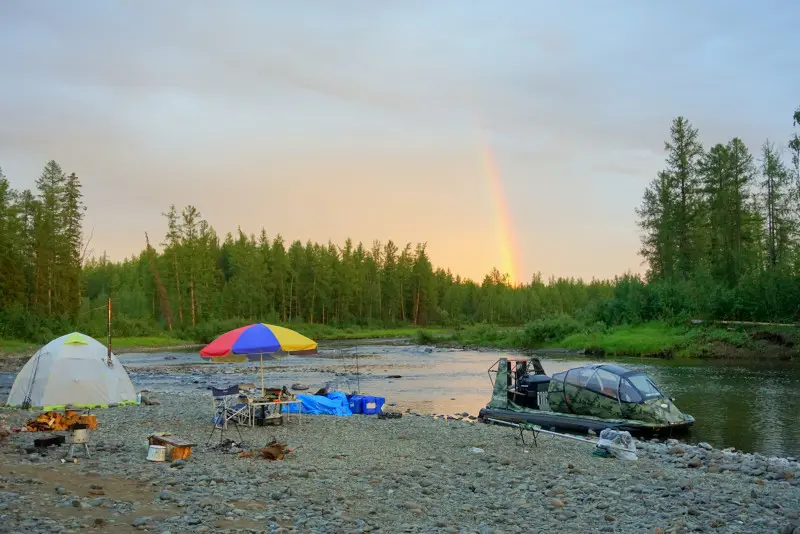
1, 320, 797, 371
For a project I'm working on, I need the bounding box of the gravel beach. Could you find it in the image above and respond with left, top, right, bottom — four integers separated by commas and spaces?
1, 388, 799, 534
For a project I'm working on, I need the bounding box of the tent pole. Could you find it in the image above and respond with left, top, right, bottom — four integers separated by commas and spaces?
107, 297, 113, 367
260, 354, 264, 396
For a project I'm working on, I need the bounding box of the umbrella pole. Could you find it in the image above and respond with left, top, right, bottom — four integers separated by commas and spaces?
260, 354, 265, 397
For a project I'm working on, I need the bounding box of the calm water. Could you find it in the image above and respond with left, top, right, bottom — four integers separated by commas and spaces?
2, 343, 798, 457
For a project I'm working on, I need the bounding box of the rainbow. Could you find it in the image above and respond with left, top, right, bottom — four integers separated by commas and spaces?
478, 134, 522, 287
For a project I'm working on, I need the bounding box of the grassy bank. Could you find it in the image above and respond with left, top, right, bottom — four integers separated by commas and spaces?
0, 335, 197, 356
292, 324, 453, 341
429, 319, 799, 360
0, 339, 37, 355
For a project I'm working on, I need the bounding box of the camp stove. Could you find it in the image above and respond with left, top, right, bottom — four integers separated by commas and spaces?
65, 424, 91, 459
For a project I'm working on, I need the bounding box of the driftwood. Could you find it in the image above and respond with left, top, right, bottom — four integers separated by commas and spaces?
140, 393, 160, 406
237, 439, 293, 460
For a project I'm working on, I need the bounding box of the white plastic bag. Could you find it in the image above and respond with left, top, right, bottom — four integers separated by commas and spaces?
596, 428, 637, 461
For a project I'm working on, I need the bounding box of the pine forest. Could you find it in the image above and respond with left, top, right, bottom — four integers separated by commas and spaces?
1, 106, 799, 346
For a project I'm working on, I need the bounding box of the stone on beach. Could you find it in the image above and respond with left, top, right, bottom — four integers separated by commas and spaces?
0, 388, 797, 533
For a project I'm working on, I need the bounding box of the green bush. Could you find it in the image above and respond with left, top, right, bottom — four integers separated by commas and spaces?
517, 314, 582, 347
414, 330, 436, 344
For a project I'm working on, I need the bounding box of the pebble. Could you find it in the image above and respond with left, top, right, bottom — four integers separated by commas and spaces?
0, 388, 797, 533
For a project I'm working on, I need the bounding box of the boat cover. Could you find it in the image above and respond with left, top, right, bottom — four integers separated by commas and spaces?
486, 358, 693, 428
547, 367, 690, 425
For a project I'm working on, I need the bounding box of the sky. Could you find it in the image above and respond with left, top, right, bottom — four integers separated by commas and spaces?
1, 1, 798, 284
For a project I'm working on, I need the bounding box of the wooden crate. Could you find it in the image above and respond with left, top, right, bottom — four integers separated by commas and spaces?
148, 435, 196, 461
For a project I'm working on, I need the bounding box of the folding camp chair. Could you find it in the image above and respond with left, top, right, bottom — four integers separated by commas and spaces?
207, 385, 250, 445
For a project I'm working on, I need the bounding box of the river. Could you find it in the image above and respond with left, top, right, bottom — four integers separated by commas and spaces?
3, 341, 799, 458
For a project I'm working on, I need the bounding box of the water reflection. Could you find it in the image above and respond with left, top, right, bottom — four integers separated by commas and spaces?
1, 345, 797, 457
608, 359, 800, 457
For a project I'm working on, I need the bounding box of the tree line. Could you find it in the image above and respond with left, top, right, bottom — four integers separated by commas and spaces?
634, 106, 800, 323
0, 161, 85, 332
0, 105, 798, 343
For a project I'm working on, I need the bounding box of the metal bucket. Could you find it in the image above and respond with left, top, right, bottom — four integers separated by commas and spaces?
146, 444, 166, 462
71, 428, 88, 444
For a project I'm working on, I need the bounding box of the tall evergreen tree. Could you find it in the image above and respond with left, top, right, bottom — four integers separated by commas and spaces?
789, 106, 800, 209
0, 169, 26, 309
33, 160, 67, 315
637, 171, 675, 280
698, 138, 759, 285
637, 117, 704, 281
664, 117, 705, 279
759, 141, 794, 269
62, 172, 85, 316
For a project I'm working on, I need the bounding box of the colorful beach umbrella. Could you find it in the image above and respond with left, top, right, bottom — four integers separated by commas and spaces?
200, 323, 318, 394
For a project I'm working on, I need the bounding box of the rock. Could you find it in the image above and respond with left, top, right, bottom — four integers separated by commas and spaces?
139, 394, 160, 406
6, 378, 798, 534
55, 486, 67, 495
170, 459, 186, 469
291, 383, 309, 391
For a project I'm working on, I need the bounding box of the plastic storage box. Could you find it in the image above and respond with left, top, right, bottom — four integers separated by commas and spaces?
348, 395, 364, 414
360, 396, 385, 415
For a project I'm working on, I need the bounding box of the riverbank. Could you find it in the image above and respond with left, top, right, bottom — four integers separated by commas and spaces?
0, 337, 203, 373
0, 327, 450, 358
0, 336, 199, 355
1, 390, 798, 533
431, 321, 800, 361
2, 320, 798, 364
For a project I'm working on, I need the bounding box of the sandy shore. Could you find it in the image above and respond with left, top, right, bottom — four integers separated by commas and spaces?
1, 389, 799, 534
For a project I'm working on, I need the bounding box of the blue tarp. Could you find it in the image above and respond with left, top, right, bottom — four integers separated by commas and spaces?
285, 391, 352, 416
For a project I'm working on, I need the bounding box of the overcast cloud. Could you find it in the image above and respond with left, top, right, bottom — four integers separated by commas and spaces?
1, 1, 797, 282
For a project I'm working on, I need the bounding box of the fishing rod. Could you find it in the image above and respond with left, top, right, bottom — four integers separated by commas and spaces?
484, 417, 598, 445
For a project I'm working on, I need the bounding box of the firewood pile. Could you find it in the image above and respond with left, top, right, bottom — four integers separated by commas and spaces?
24, 411, 98, 432
238, 439, 293, 460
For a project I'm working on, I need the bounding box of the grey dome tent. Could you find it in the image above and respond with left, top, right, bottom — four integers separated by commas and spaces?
5, 332, 137, 410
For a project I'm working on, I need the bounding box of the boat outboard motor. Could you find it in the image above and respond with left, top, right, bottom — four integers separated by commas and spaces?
518, 374, 552, 410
